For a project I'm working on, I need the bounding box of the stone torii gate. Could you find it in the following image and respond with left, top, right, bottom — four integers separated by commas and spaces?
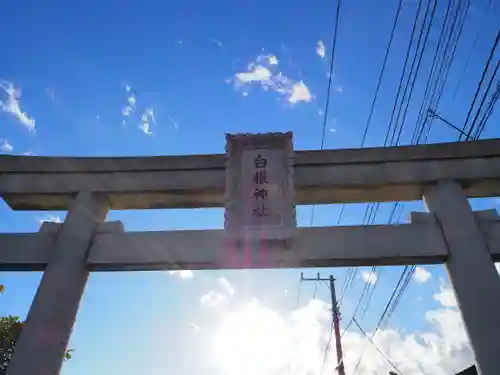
2, 133, 500, 375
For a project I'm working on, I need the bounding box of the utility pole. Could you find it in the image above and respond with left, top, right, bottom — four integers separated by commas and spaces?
301, 273, 346, 375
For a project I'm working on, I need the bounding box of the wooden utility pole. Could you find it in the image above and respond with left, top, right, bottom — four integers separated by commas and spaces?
301, 273, 346, 375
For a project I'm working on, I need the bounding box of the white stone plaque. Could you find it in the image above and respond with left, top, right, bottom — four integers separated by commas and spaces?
225, 132, 296, 242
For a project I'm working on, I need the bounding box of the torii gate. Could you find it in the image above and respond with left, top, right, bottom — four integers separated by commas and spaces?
2, 133, 500, 375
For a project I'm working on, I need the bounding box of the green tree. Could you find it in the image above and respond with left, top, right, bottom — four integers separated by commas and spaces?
0, 285, 72, 375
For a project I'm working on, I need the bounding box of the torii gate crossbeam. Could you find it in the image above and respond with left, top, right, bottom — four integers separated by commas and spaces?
1, 138, 500, 375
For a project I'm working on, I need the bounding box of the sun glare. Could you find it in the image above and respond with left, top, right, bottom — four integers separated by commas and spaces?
213, 302, 292, 375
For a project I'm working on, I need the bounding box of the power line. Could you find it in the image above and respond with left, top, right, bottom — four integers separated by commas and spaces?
337, 0, 405, 291
384, 0, 432, 146
309, 0, 342, 226
466, 58, 500, 139
360, 0, 405, 147
319, 320, 335, 375
473, 80, 500, 139
453, 0, 497, 101
392, 0, 439, 146
460, 30, 500, 140
351, 317, 405, 375
427, 109, 472, 139
296, 278, 302, 307
411, 0, 455, 143
422, 0, 470, 142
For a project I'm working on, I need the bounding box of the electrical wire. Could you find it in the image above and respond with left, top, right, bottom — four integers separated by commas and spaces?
465, 58, 500, 139
319, 319, 335, 375
352, 317, 405, 375
360, 0, 405, 147
336, 0, 405, 291
384, 0, 430, 146
473, 80, 500, 139
296, 278, 302, 307
460, 30, 499, 139
411, 0, 455, 143
453, 0, 496, 101
309, 0, 342, 226
313, 278, 319, 300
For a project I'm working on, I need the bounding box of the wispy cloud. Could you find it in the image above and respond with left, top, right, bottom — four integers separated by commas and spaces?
139, 108, 155, 135
200, 277, 235, 309
208, 38, 224, 48
122, 94, 136, 117
316, 40, 325, 59
333, 85, 343, 93
127, 95, 136, 107
188, 323, 201, 333
232, 55, 312, 105
257, 54, 279, 66
168, 270, 194, 279
0, 139, 13, 153
124, 84, 131, 93
22, 151, 35, 156
235, 65, 273, 83
45, 87, 56, 101
0, 80, 36, 131
166, 114, 179, 130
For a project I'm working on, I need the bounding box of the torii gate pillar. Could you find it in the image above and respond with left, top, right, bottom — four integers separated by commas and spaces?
6, 192, 109, 375
424, 180, 500, 375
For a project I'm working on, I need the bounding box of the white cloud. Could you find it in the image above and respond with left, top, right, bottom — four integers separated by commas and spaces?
139, 108, 155, 135
127, 95, 136, 106
21, 151, 35, 156
256, 54, 279, 66
168, 270, 194, 279
329, 128, 337, 133
122, 94, 136, 118
200, 277, 235, 309
268, 55, 279, 65
235, 65, 272, 83
288, 81, 312, 104
166, 114, 179, 129
39, 215, 62, 224
45, 87, 56, 101
433, 283, 457, 308
124, 84, 131, 93
208, 38, 223, 48
333, 85, 344, 93
189, 323, 201, 333
413, 267, 432, 284
217, 277, 235, 296
316, 40, 326, 59
211, 286, 474, 375
122, 106, 134, 116
201, 291, 230, 308
0, 139, 13, 153
0, 80, 36, 131
232, 56, 312, 105
361, 270, 377, 285
138, 122, 152, 135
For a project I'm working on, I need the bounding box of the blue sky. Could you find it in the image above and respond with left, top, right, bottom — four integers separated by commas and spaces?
1, 0, 499, 374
